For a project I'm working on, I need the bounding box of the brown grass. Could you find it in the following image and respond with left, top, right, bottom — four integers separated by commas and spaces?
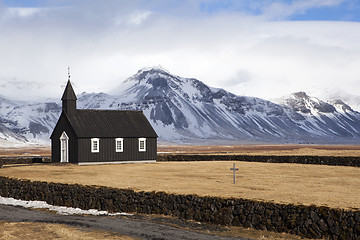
0, 217, 309, 240
199, 225, 311, 240
3, 144, 360, 157
0, 146, 50, 157
1, 161, 360, 211
0, 221, 133, 240
158, 144, 360, 156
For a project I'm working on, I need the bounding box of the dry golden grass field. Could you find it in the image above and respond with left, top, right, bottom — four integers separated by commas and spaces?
3, 144, 360, 157
0, 221, 132, 240
0, 146, 50, 157
1, 161, 360, 211
159, 144, 360, 156
0, 219, 308, 240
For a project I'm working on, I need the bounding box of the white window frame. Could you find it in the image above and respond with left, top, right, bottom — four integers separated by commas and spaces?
115, 138, 124, 152
91, 138, 99, 153
138, 138, 146, 152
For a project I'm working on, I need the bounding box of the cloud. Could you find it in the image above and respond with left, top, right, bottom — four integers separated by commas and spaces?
0, 77, 52, 100
127, 11, 153, 25
4, 7, 48, 18
0, 0, 359, 101
113, 10, 153, 26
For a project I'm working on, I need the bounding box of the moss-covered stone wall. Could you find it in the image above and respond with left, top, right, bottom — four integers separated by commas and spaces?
158, 154, 360, 167
2, 154, 360, 168
0, 157, 51, 167
0, 176, 359, 239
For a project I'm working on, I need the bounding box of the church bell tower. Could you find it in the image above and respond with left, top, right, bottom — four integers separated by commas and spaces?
61, 67, 77, 115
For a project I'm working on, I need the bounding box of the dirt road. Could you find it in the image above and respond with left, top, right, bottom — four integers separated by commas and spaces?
0, 204, 249, 240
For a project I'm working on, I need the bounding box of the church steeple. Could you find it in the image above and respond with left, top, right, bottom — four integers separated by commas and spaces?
61, 68, 77, 115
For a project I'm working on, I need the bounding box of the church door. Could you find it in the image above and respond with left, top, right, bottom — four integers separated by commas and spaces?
60, 131, 69, 163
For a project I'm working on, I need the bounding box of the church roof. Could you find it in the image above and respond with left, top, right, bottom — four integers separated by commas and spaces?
64, 109, 158, 138
61, 80, 77, 101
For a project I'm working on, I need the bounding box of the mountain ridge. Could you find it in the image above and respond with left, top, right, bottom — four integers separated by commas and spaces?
1, 67, 360, 146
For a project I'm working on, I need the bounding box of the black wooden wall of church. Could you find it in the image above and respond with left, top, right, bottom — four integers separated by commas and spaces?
77, 137, 157, 163
51, 114, 78, 164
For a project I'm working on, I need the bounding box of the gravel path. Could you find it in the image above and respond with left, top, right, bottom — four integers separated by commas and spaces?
0, 204, 250, 240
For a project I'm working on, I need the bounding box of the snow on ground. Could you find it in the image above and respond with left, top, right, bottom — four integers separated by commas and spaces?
0, 196, 132, 216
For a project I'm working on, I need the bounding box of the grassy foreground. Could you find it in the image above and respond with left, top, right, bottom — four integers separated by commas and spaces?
1, 161, 360, 210
0, 221, 132, 240
0, 219, 308, 240
3, 144, 360, 157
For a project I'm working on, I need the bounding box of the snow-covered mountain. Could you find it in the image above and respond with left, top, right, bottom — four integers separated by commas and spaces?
1, 66, 360, 146
0, 96, 26, 144
0, 95, 60, 145
275, 92, 360, 143
327, 93, 360, 112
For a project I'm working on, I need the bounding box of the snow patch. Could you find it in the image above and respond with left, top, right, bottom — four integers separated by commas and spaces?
0, 196, 132, 216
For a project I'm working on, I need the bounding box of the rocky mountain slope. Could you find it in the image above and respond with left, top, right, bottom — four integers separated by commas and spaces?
1, 67, 360, 145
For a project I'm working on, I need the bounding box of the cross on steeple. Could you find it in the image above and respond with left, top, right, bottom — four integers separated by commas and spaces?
68, 66, 71, 81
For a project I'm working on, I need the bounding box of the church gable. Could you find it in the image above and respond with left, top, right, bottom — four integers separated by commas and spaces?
50, 112, 77, 140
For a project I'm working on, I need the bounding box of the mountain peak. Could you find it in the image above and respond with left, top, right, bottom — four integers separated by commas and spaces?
328, 99, 353, 112
124, 65, 177, 86
284, 91, 336, 114
138, 65, 170, 74
292, 91, 309, 99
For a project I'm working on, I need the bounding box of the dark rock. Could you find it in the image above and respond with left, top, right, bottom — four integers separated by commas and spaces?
308, 223, 322, 238
354, 212, 360, 222
243, 204, 254, 216
319, 207, 330, 219
330, 225, 340, 236
243, 220, 252, 228
272, 215, 282, 227
299, 227, 308, 236
233, 205, 243, 215
341, 228, 353, 240
327, 216, 334, 228
251, 214, 262, 226
286, 214, 298, 228
318, 219, 328, 232
355, 223, 360, 233
256, 205, 265, 215
310, 210, 320, 222
280, 209, 288, 219
265, 208, 273, 217
142, 205, 151, 214
216, 208, 234, 226
304, 219, 312, 228
185, 208, 195, 220
232, 216, 241, 226
193, 209, 202, 222
238, 215, 246, 225
333, 210, 343, 222
340, 219, 348, 228
348, 217, 355, 228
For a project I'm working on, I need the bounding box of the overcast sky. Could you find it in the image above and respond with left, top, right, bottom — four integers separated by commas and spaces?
0, 0, 360, 101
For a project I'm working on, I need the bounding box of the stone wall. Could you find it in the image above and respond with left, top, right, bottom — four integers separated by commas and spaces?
2, 154, 360, 168
158, 154, 360, 167
0, 157, 51, 167
0, 176, 359, 239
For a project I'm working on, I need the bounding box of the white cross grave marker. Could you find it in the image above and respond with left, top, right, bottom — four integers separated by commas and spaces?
230, 163, 239, 184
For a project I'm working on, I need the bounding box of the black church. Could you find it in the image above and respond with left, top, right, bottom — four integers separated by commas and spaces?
50, 78, 158, 165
